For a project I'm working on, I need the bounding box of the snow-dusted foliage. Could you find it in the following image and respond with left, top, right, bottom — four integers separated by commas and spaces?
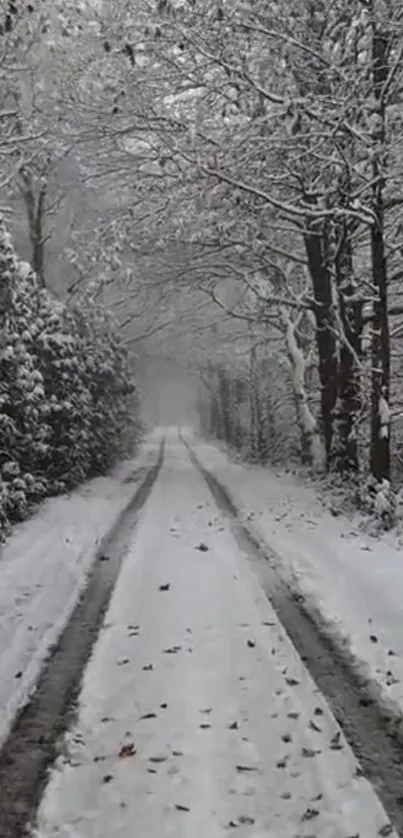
0, 219, 140, 531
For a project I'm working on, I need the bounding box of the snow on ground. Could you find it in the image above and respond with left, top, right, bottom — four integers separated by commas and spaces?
35, 438, 396, 838
190, 436, 403, 735
0, 440, 159, 749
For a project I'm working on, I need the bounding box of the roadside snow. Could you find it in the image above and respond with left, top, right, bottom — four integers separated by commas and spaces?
35, 439, 396, 838
0, 440, 159, 749
190, 437, 403, 737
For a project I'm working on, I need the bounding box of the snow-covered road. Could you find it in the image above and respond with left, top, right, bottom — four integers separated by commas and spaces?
0, 442, 158, 750
34, 436, 396, 838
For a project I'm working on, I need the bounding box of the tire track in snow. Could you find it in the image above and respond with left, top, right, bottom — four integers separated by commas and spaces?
184, 437, 403, 836
0, 439, 164, 838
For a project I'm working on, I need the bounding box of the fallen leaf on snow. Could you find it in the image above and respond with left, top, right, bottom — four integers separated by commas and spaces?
149, 755, 168, 764
309, 720, 322, 732
139, 712, 157, 720
116, 658, 130, 666
276, 758, 288, 769
379, 826, 393, 837
159, 583, 171, 592
236, 764, 259, 773
247, 639, 256, 648
175, 804, 190, 812
302, 747, 320, 758
102, 774, 113, 783
330, 731, 343, 750
285, 676, 299, 686
195, 542, 209, 552
143, 663, 154, 671
302, 807, 320, 821
229, 721, 239, 730
118, 743, 136, 758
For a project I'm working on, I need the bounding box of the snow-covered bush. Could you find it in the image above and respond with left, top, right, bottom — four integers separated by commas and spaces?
355, 476, 396, 532
0, 218, 140, 533
72, 303, 140, 476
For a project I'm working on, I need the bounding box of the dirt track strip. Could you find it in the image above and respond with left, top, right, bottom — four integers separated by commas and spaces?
184, 438, 403, 837
0, 440, 164, 838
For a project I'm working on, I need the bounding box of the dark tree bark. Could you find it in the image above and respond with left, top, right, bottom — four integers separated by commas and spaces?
232, 376, 244, 452
249, 345, 259, 460
205, 364, 222, 438
217, 367, 232, 444
304, 219, 338, 466
369, 24, 391, 481
19, 169, 47, 287
332, 218, 362, 472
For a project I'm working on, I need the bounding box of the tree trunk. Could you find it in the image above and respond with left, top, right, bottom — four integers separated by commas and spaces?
282, 309, 326, 470
249, 346, 257, 460
332, 220, 362, 472
304, 220, 338, 466
218, 367, 232, 444
369, 25, 391, 481
19, 170, 47, 287
232, 376, 244, 452
370, 221, 390, 480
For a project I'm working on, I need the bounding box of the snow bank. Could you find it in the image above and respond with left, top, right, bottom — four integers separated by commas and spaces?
190, 437, 403, 739
0, 440, 159, 748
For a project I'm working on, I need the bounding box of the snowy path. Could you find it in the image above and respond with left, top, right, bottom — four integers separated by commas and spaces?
35, 437, 396, 838
187, 436, 403, 736
0, 440, 159, 749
